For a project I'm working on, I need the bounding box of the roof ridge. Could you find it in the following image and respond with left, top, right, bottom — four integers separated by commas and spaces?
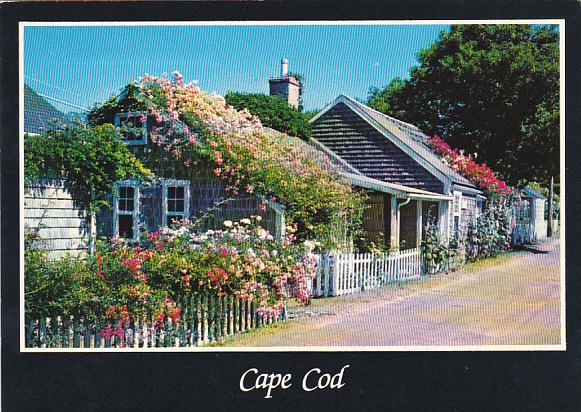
339, 94, 424, 133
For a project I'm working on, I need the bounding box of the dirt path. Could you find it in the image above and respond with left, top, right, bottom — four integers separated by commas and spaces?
218, 239, 561, 347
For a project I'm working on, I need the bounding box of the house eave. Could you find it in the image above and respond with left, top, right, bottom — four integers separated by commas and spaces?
343, 172, 453, 201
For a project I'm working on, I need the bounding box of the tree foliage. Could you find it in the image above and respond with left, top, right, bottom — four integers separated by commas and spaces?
24, 122, 152, 213
225, 92, 312, 140
367, 24, 559, 187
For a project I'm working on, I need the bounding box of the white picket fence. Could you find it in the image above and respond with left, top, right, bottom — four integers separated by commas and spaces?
26, 293, 282, 349
312, 248, 423, 297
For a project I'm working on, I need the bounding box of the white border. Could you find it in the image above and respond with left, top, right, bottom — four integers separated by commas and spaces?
19, 20, 566, 352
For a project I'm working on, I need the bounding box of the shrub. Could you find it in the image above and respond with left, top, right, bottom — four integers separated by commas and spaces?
224, 92, 312, 140
25, 217, 318, 327
24, 122, 152, 213
422, 221, 450, 274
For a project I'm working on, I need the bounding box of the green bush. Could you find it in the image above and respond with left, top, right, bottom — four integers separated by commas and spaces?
24, 122, 152, 213
423, 198, 513, 272
225, 92, 312, 140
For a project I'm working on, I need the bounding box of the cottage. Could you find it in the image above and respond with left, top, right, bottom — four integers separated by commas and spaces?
91, 81, 344, 245
309, 95, 484, 250
94, 122, 289, 242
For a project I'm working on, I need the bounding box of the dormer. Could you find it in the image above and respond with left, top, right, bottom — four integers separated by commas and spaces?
114, 111, 148, 145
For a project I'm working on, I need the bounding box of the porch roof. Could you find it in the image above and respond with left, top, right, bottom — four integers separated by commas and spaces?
343, 172, 453, 201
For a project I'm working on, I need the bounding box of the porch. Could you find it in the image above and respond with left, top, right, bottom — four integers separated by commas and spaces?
344, 172, 453, 251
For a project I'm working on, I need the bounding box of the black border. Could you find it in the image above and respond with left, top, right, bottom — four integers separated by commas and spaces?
2, 1, 581, 410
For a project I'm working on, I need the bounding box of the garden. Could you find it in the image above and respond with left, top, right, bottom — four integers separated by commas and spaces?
25, 216, 319, 347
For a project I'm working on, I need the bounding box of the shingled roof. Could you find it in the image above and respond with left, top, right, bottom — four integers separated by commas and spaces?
264, 127, 452, 201
24, 84, 67, 134
309, 95, 480, 196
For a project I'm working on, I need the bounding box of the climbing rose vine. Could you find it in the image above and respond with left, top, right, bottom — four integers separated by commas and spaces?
89, 71, 366, 247
426, 135, 509, 195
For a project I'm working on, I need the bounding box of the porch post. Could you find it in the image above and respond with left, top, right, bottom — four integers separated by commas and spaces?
438, 200, 450, 242
390, 195, 399, 250
416, 200, 423, 249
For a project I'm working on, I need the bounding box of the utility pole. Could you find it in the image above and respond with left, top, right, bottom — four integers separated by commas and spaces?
548, 176, 554, 238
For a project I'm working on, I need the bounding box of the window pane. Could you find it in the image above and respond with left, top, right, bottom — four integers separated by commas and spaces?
120, 115, 144, 141
167, 186, 185, 213
175, 199, 184, 212
175, 187, 184, 199
119, 215, 134, 238
118, 187, 135, 211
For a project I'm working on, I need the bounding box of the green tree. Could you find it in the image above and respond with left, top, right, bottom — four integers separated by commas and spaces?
225, 92, 312, 140
367, 24, 559, 187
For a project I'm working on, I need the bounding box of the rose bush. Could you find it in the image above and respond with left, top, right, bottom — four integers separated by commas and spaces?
426, 135, 509, 195
25, 217, 318, 331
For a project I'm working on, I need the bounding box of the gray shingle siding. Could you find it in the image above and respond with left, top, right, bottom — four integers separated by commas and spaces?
311, 102, 445, 193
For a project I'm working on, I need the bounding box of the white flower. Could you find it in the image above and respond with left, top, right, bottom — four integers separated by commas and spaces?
240, 218, 251, 226
272, 249, 278, 256
224, 220, 233, 228
303, 240, 316, 253
255, 215, 262, 222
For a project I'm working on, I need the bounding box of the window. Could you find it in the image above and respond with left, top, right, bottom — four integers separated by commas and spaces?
114, 182, 139, 240
162, 180, 190, 226
114, 112, 148, 145
452, 191, 462, 232
453, 191, 462, 216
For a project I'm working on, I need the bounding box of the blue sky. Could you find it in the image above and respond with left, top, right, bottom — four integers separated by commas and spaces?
24, 24, 448, 112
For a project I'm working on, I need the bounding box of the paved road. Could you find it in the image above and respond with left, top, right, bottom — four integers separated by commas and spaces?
223, 238, 561, 347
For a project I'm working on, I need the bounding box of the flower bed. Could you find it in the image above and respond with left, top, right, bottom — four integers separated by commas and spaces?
25, 217, 319, 347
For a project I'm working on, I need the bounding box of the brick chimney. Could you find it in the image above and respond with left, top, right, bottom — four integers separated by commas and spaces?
269, 58, 300, 109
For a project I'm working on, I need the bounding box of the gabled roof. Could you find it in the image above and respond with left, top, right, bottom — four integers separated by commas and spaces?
343, 172, 452, 201
24, 84, 67, 134
309, 95, 478, 193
